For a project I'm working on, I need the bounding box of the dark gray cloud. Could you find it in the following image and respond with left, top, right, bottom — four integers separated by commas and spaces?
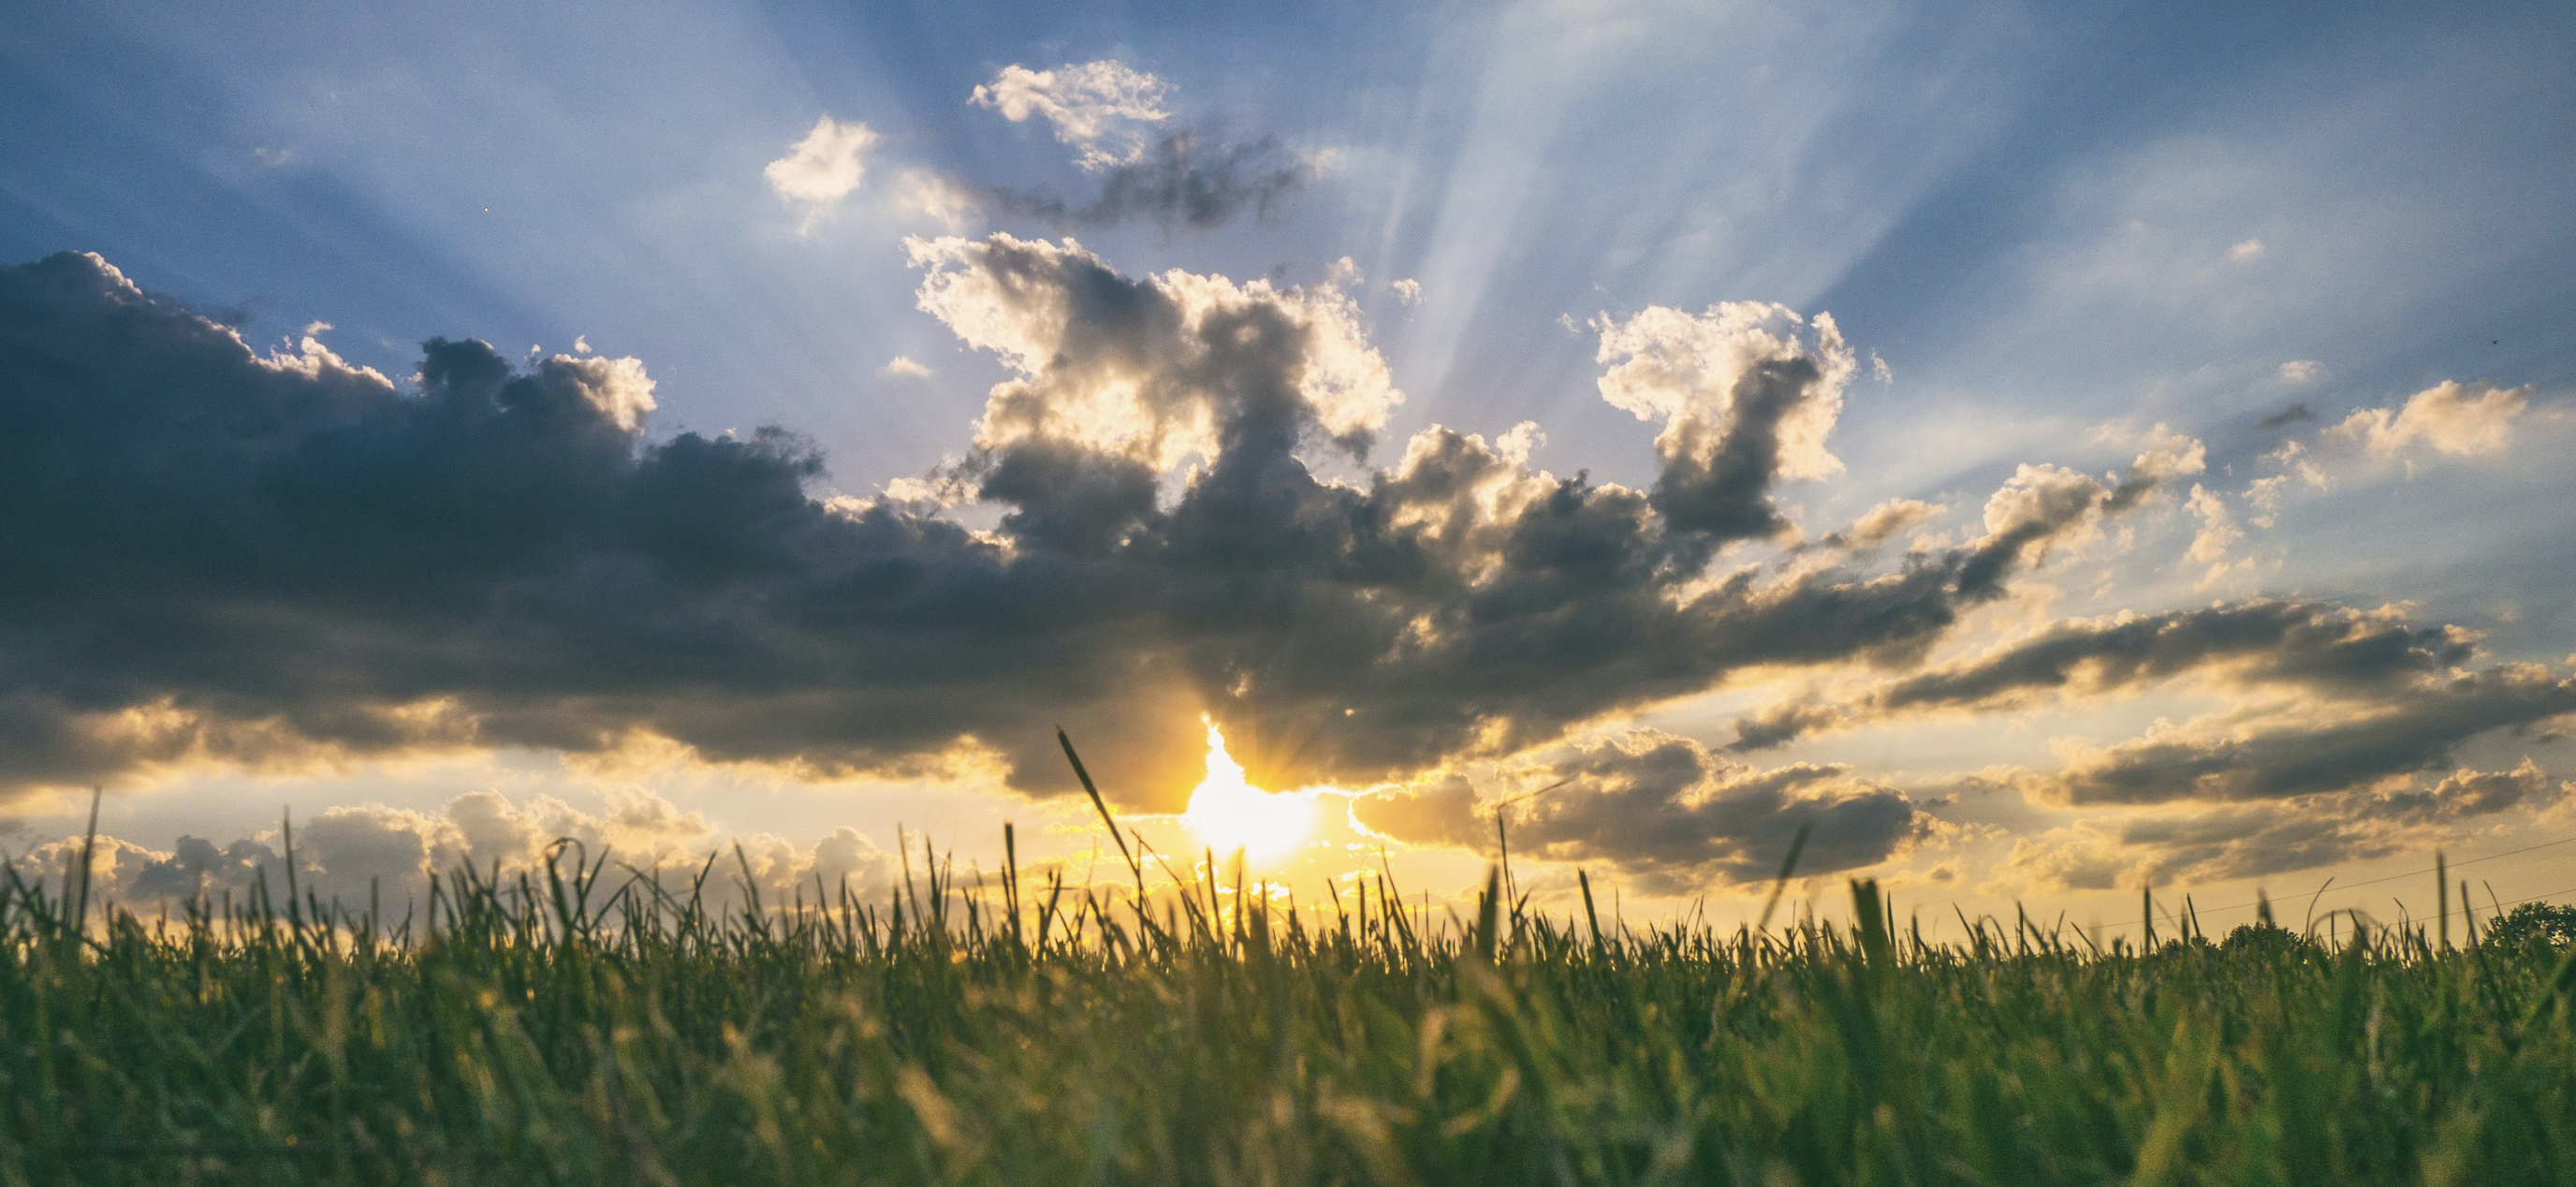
2257, 403, 2316, 430
1354, 732, 1926, 892
0, 244, 2173, 814
2037, 665, 2576, 807
121, 835, 282, 901
1730, 599, 2481, 751
1347, 775, 1489, 851
1997, 757, 2565, 891
988, 132, 1309, 231
1507, 734, 1922, 892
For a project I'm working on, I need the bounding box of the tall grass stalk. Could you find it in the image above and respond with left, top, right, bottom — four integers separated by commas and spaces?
4, 817, 2575, 1184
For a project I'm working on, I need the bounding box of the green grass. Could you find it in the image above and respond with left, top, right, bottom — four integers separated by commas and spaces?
5, 826, 2576, 1187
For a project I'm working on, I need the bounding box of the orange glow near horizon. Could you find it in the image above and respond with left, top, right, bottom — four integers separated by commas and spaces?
1179, 722, 1317, 865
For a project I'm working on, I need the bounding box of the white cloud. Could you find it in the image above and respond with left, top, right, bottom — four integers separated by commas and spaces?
970, 61, 1171, 170
1390, 278, 1423, 306
2228, 237, 2264, 261
883, 356, 931, 378
2277, 359, 2321, 383
540, 353, 657, 432
764, 116, 881, 228
2184, 483, 2254, 588
2184, 485, 2240, 564
1841, 498, 1943, 550
896, 169, 979, 229
1592, 301, 1854, 482
908, 233, 1399, 471
2244, 440, 2331, 528
2334, 379, 2530, 458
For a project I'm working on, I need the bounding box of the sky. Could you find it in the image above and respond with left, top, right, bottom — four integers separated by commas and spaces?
3, 0, 2572, 940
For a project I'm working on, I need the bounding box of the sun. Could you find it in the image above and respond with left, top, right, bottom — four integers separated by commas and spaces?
1179, 721, 1317, 865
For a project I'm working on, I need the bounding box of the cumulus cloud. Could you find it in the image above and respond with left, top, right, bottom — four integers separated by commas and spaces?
2334, 379, 2531, 458
1355, 732, 1923, 892
1953, 425, 2203, 598
971, 61, 1172, 170
1390, 279, 1423, 306
1515, 734, 1921, 891
765, 116, 881, 228
1591, 302, 1852, 543
2276, 361, 2321, 385
884, 356, 931, 378
0, 245, 2200, 838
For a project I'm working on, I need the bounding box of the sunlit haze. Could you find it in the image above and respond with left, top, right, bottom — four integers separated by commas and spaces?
1179, 724, 1322, 867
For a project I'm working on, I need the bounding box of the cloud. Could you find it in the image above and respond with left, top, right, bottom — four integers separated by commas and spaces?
1354, 731, 1924, 892
2244, 440, 2329, 528
1391, 279, 1423, 306
883, 356, 931, 378
2334, 380, 2531, 458
971, 61, 1172, 170
1990, 757, 2567, 892
1953, 425, 2203, 599
0, 245, 2191, 832
1812, 498, 1944, 554
987, 131, 1310, 231
1990, 809, 2383, 893
1511, 733, 1922, 891
2275, 361, 2321, 386
765, 116, 881, 228
2184, 484, 2250, 587
970, 61, 1308, 231
1348, 775, 1489, 850
2033, 665, 2576, 807
2363, 756, 2558, 820
2227, 238, 2264, 261
1591, 302, 1852, 543
1728, 598, 2481, 751
895, 169, 980, 229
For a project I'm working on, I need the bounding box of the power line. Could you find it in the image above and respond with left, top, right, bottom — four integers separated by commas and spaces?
2490, 883, 2576, 912
2183, 831, 2576, 922
1906, 828, 2576, 933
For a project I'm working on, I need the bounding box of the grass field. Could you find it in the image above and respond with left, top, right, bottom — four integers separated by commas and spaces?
6, 810, 2576, 1187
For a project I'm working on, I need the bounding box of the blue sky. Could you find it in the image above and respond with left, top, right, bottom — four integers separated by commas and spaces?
4, 0, 2572, 933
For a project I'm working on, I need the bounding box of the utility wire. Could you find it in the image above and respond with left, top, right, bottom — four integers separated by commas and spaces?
1907, 829, 2576, 932
2182, 831, 2576, 922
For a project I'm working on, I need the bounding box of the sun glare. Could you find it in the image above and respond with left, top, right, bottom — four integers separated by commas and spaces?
1180, 722, 1316, 865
